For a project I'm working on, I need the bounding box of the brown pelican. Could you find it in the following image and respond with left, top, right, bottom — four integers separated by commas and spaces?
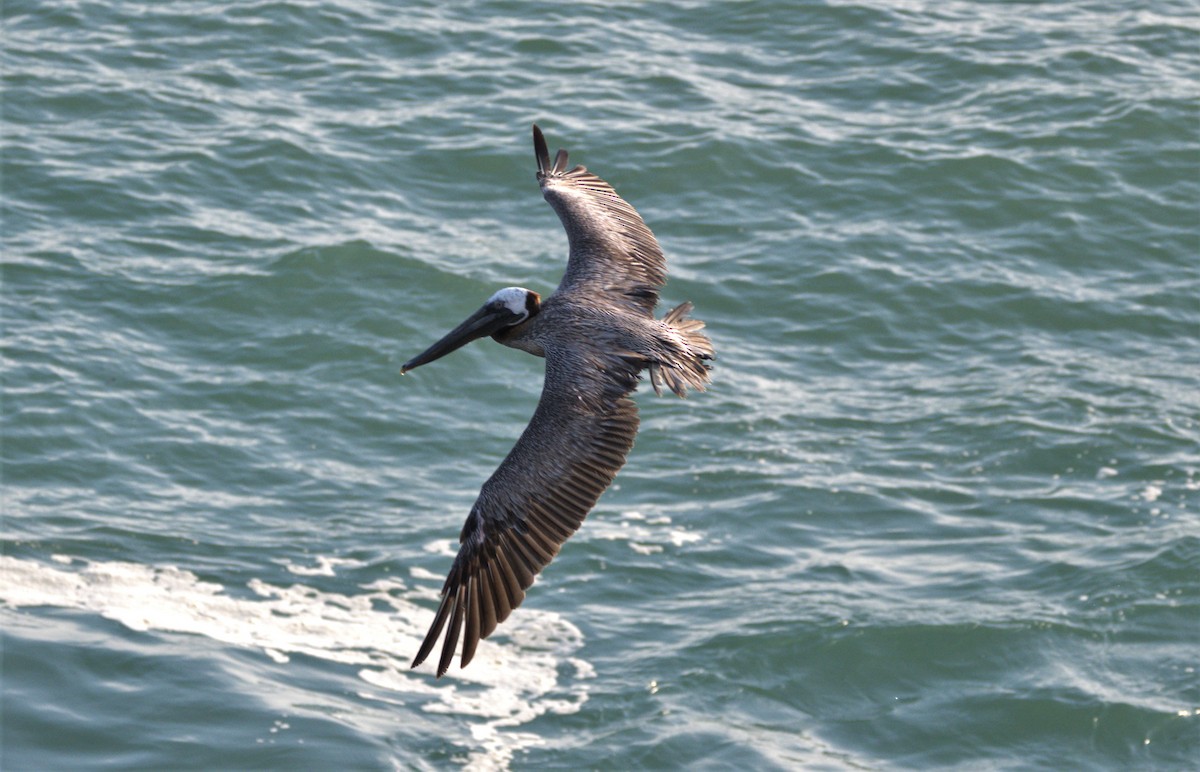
402, 125, 713, 677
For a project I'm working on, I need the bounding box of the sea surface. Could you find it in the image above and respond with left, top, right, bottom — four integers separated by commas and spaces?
2, 1, 1198, 769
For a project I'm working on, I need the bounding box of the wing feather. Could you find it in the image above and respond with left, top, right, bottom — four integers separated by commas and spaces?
462, 576, 482, 665
478, 569, 497, 639
533, 125, 666, 315
411, 345, 641, 676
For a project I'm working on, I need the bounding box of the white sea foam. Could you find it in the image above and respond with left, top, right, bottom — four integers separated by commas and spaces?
279, 555, 365, 576
0, 554, 591, 769
589, 509, 704, 556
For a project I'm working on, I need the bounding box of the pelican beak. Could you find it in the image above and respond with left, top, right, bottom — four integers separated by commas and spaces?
401, 302, 522, 374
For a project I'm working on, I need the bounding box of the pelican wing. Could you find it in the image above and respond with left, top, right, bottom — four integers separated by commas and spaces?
411, 344, 641, 677
534, 125, 666, 315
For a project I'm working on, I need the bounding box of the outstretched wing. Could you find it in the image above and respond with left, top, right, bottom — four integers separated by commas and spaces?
411, 344, 641, 677
534, 125, 666, 316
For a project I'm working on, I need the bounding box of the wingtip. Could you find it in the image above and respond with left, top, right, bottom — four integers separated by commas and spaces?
533, 124, 569, 177
533, 124, 550, 176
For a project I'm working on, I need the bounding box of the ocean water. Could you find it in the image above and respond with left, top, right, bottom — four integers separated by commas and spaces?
3, 1, 1198, 768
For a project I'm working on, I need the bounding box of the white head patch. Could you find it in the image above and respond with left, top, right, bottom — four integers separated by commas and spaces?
488, 287, 531, 319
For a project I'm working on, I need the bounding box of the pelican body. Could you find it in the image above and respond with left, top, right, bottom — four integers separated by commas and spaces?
403, 125, 713, 677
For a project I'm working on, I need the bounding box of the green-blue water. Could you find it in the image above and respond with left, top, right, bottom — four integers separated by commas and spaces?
3, 1, 1198, 768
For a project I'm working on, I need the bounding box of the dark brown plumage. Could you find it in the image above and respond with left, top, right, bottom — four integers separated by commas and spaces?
404, 125, 713, 677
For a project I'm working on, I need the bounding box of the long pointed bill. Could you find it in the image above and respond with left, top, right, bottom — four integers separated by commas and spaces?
401, 303, 521, 374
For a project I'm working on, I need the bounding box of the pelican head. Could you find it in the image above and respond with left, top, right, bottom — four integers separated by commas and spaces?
401, 287, 541, 374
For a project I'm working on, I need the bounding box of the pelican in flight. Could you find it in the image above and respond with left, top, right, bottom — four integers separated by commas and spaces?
402, 125, 713, 677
